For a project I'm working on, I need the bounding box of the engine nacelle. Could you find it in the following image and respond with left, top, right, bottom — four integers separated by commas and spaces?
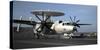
52, 23, 75, 34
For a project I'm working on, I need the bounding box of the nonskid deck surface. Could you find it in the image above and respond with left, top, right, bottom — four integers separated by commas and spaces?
13, 38, 97, 49
12, 27, 97, 49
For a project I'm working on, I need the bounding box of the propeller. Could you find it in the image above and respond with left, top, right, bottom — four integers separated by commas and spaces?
69, 16, 91, 32
69, 16, 80, 28
35, 14, 52, 33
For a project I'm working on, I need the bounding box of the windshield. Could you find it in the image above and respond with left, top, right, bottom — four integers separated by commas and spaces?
62, 23, 71, 25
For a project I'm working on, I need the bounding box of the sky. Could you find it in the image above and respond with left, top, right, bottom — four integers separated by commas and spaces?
12, 1, 97, 32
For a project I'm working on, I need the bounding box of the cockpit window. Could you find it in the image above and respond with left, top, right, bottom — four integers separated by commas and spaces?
62, 23, 71, 25
59, 20, 62, 23
66, 23, 70, 25
62, 23, 64, 25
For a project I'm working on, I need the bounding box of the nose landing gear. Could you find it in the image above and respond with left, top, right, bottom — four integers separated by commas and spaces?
63, 33, 73, 39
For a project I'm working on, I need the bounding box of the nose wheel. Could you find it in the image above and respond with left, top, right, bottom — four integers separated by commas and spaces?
63, 33, 73, 39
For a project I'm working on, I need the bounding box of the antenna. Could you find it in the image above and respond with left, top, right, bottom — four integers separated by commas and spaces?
16, 16, 22, 32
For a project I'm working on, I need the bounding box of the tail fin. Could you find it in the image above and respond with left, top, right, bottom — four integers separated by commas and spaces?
16, 16, 22, 32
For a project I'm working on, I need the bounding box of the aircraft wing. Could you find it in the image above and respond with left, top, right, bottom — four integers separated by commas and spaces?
13, 19, 54, 26
77, 24, 91, 25
13, 19, 38, 25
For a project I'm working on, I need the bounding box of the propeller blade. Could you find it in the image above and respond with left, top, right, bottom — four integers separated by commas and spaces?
74, 16, 76, 22
77, 25, 80, 28
41, 25, 45, 32
45, 24, 52, 31
45, 16, 50, 21
35, 15, 42, 21
76, 20, 80, 23
69, 16, 73, 22
36, 24, 42, 32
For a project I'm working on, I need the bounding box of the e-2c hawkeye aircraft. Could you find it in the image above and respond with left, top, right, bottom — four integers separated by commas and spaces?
13, 10, 91, 39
